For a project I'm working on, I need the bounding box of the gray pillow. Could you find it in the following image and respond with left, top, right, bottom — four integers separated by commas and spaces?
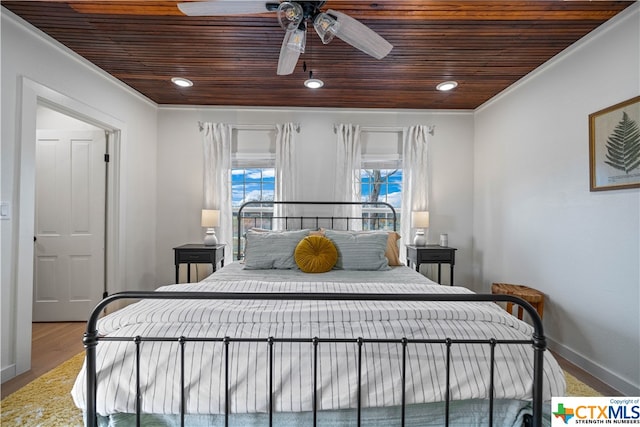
324, 230, 390, 271
244, 229, 309, 269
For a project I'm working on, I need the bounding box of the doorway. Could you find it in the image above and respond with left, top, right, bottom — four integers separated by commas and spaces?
33, 106, 106, 321
12, 78, 124, 378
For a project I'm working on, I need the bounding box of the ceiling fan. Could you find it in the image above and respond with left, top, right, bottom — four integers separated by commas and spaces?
177, 1, 393, 75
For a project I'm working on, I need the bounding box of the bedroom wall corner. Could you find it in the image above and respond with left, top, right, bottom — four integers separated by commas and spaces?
473, 3, 640, 395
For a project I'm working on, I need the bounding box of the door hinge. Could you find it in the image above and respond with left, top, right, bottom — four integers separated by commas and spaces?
104, 153, 110, 162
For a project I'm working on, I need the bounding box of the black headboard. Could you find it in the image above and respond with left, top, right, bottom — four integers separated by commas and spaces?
236, 201, 397, 260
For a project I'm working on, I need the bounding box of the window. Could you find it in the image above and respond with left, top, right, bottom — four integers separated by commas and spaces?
232, 167, 274, 257
230, 127, 278, 256
360, 167, 402, 231
357, 130, 403, 230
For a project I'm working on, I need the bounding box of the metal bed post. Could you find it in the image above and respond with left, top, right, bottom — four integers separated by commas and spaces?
179, 337, 186, 427
489, 339, 497, 427
312, 337, 319, 427
134, 336, 142, 427
223, 336, 230, 427
356, 337, 364, 427
268, 337, 275, 427
444, 338, 452, 427
401, 337, 408, 427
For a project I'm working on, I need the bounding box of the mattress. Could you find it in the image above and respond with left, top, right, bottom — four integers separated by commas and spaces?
72, 263, 565, 425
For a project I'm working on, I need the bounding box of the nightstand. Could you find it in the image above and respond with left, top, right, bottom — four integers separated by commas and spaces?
173, 244, 225, 283
406, 245, 457, 285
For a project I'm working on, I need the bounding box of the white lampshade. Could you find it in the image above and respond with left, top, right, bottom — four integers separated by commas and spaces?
411, 211, 430, 228
412, 211, 429, 246
201, 209, 220, 228
201, 209, 219, 246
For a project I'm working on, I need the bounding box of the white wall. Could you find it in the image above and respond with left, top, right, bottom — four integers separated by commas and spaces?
473, 5, 640, 395
1, 10, 159, 381
155, 108, 475, 285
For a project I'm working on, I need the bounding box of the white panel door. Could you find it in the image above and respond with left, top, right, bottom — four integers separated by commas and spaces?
33, 130, 106, 322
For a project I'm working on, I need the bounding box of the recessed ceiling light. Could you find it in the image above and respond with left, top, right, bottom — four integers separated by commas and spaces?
171, 77, 193, 88
304, 78, 324, 89
436, 81, 458, 91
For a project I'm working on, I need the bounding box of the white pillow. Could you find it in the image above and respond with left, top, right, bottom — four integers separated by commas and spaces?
244, 229, 309, 269
324, 230, 390, 271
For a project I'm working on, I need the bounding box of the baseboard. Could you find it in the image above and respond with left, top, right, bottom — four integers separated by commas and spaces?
1, 364, 16, 384
548, 337, 640, 396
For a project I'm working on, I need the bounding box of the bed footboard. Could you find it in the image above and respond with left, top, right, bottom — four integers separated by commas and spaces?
83, 292, 547, 427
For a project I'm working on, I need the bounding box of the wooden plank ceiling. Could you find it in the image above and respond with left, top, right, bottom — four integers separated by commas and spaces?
1, 1, 634, 109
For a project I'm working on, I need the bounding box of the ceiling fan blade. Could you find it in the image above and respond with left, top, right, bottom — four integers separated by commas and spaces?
178, 1, 272, 16
325, 9, 392, 60
277, 31, 304, 75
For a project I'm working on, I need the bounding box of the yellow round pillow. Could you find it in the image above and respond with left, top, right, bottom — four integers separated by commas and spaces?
294, 235, 338, 273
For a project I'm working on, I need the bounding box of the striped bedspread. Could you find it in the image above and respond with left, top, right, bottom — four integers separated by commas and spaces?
71, 273, 565, 417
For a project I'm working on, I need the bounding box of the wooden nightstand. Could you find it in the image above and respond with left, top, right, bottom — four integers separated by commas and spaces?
406, 245, 457, 285
173, 244, 225, 283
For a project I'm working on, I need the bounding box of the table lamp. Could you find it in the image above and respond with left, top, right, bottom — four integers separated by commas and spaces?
411, 211, 429, 246
201, 209, 220, 246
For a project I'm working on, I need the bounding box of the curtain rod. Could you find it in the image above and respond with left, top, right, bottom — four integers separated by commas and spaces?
198, 122, 300, 132
333, 124, 435, 136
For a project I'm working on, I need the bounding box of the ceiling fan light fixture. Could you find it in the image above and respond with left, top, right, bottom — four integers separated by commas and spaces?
436, 80, 458, 91
314, 12, 340, 44
171, 77, 193, 88
284, 25, 306, 53
277, 1, 303, 31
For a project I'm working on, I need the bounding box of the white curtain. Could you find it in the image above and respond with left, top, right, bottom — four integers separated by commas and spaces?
202, 122, 233, 261
334, 123, 362, 230
401, 125, 430, 261
273, 123, 297, 230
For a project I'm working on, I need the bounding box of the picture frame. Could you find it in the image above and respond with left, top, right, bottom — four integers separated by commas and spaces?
589, 96, 640, 191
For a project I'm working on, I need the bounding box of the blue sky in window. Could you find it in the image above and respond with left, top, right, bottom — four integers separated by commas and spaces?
361, 169, 402, 208
232, 168, 401, 208
232, 168, 274, 207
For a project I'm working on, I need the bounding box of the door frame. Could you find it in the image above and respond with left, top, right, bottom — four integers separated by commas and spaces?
15, 77, 125, 375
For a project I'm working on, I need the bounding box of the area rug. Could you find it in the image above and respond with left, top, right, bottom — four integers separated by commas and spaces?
565, 370, 602, 397
1, 352, 84, 426
1, 353, 602, 426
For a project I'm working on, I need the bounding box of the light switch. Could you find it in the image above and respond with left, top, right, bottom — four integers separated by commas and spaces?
0, 201, 10, 220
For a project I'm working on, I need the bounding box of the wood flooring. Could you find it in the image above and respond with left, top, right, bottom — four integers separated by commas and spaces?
1, 322, 622, 400
1, 322, 86, 399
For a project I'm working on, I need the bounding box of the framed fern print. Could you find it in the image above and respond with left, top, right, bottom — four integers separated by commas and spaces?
589, 96, 640, 191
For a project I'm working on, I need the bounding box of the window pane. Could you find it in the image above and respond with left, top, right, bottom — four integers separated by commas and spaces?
231, 167, 275, 258
360, 168, 402, 231
232, 167, 275, 207
361, 169, 402, 208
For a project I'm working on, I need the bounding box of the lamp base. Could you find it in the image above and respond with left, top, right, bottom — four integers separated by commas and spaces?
413, 230, 426, 246
203, 229, 218, 246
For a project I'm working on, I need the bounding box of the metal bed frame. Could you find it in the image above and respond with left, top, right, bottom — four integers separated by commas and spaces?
83, 201, 547, 427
